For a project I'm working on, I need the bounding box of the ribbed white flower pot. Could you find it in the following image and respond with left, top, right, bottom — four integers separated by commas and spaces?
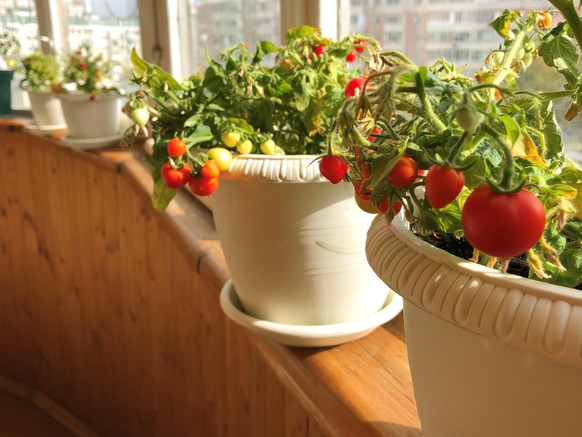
213, 155, 390, 326
56, 93, 121, 139
26, 89, 66, 128
366, 214, 582, 437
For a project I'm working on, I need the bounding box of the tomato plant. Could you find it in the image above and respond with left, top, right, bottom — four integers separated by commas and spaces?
461, 185, 546, 259
345, 77, 366, 98
161, 163, 191, 189
321, 6, 582, 284
387, 156, 418, 189
167, 138, 187, 157
424, 165, 465, 209
319, 155, 348, 184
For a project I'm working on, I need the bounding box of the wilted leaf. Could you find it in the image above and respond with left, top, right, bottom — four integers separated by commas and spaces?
512, 130, 547, 168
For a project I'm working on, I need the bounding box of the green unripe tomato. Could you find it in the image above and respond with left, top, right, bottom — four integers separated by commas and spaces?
130, 107, 150, 127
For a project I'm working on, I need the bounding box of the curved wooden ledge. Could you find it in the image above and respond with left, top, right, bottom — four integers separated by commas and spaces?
0, 118, 420, 436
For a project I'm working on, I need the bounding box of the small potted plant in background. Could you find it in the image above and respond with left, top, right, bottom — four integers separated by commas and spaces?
56, 45, 125, 147
0, 32, 21, 114
125, 27, 404, 347
327, 1, 582, 435
20, 42, 66, 131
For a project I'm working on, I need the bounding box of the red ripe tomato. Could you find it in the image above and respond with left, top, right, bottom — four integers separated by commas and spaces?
167, 138, 187, 157
319, 155, 349, 184
461, 184, 546, 259
346, 50, 357, 63
367, 127, 382, 142
354, 40, 368, 53
314, 44, 326, 56
200, 159, 220, 178
387, 156, 418, 189
425, 165, 465, 209
161, 162, 191, 189
377, 197, 402, 215
189, 175, 219, 196
345, 77, 366, 98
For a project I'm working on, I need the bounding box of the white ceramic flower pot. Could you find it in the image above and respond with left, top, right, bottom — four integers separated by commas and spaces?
56, 93, 121, 139
366, 214, 582, 437
212, 155, 390, 326
26, 89, 66, 128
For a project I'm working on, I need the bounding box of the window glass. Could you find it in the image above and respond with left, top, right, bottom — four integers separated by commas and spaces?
0, 0, 39, 109
61, 0, 141, 85
184, 0, 280, 74
341, 0, 581, 152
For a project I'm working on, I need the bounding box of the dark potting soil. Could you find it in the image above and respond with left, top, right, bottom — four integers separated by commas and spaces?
418, 232, 530, 278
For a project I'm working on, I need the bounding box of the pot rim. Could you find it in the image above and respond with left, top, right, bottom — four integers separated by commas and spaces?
389, 214, 582, 302
366, 214, 582, 366
221, 153, 330, 183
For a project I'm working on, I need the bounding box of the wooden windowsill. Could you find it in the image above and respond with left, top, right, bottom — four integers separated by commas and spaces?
0, 116, 421, 436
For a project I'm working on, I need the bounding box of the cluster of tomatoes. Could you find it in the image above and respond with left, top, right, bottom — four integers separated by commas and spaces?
313, 39, 368, 63
320, 150, 545, 260
161, 138, 234, 197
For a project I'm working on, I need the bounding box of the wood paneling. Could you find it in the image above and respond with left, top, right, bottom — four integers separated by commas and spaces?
0, 122, 421, 436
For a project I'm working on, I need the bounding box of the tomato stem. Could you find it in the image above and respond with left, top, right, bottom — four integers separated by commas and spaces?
481, 124, 520, 192
414, 71, 447, 132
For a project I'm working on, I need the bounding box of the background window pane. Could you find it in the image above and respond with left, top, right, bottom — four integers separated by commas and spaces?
340, 0, 581, 152
0, 0, 39, 109
61, 0, 141, 84
185, 0, 280, 73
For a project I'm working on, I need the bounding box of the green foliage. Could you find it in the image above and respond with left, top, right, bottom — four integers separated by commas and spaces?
332, 5, 582, 287
0, 33, 20, 70
61, 45, 123, 96
20, 52, 60, 92
127, 27, 379, 208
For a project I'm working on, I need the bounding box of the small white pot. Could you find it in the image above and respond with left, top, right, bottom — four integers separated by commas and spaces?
366, 214, 582, 437
56, 93, 121, 139
26, 89, 66, 128
212, 155, 389, 326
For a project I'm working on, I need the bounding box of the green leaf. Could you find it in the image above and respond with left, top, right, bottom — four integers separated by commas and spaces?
152, 178, 177, 212
184, 123, 214, 145
254, 40, 279, 63
285, 25, 319, 42
498, 114, 520, 144
539, 24, 579, 86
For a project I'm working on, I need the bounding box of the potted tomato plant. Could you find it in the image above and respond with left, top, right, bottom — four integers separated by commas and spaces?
55, 45, 126, 148
328, 1, 582, 435
125, 27, 404, 347
20, 49, 67, 131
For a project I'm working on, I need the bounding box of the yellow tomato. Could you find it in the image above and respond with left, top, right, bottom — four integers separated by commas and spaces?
260, 139, 277, 155
221, 131, 241, 148
237, 139, 253, 154
207, 147, 234, 172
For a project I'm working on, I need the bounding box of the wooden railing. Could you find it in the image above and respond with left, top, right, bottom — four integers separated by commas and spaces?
0, 119, 421, 437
